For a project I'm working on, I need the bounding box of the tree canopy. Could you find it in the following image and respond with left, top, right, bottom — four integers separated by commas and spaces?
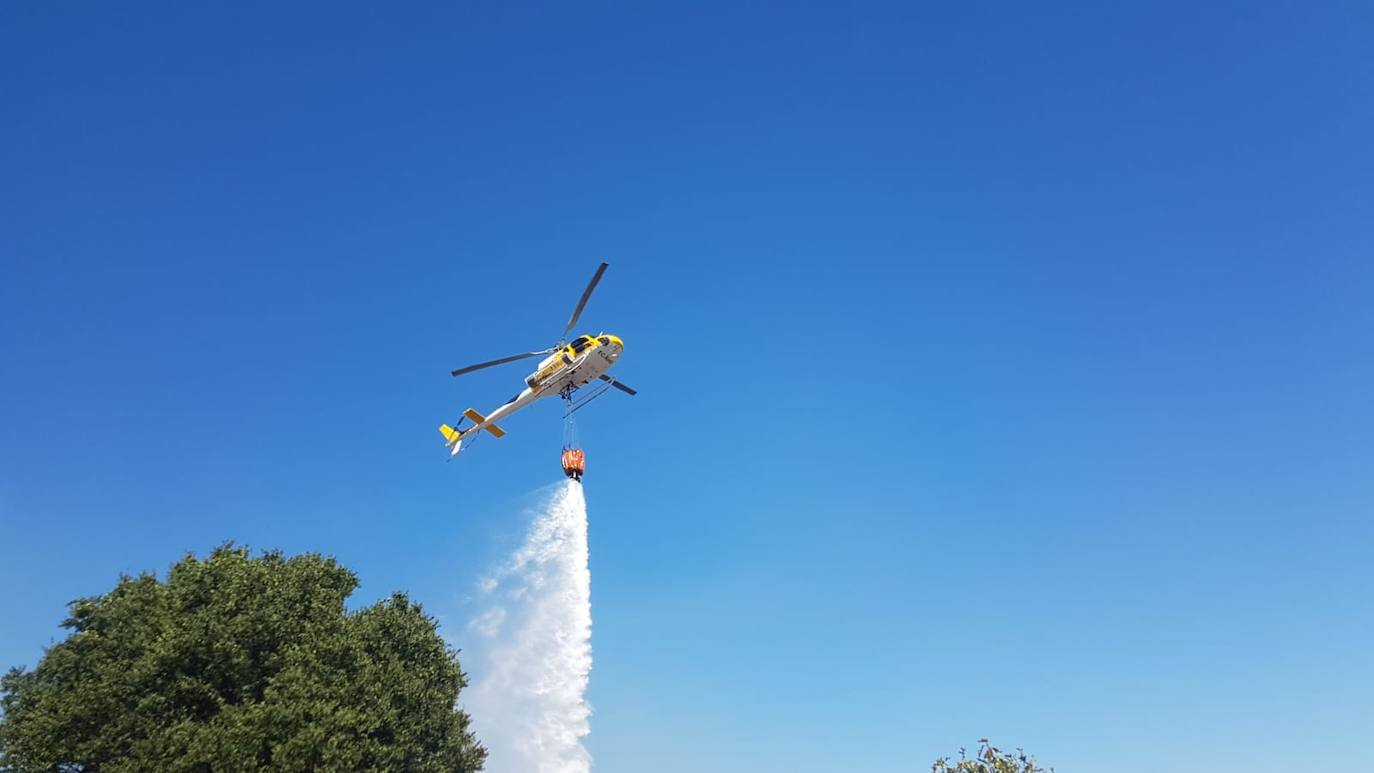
932, 739, 1053, 773
0, 545, 485, 772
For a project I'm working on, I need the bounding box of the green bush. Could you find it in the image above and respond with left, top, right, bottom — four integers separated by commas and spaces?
933, 739, 1053, 773
0, 545, 485, 772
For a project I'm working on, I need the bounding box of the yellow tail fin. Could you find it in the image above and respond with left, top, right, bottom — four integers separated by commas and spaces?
439, 424, 460, 443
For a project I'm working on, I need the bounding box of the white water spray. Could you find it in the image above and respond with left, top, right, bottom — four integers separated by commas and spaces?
466, 481, 593, 773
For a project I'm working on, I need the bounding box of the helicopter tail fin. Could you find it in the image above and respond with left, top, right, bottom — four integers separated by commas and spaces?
439, 423, 466, 458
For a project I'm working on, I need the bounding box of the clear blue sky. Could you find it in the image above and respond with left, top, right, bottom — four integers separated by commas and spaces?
3, 3, 1372, 771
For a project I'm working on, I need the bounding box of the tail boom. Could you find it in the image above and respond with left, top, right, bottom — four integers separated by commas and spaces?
439, 407, 508, 458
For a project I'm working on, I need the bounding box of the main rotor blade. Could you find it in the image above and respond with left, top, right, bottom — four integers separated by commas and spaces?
599, 374, 637, 395
451, 350, 549, 378
561, 262, 609, 343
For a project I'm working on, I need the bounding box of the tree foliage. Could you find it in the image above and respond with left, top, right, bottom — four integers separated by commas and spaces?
0, 545, 485, 772
932, 739, 1053, 773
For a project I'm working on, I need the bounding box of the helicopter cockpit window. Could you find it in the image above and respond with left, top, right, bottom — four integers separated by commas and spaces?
570, 335, 594, 353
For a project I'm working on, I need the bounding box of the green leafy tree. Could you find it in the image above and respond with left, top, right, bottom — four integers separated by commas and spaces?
932, 739, 1052, 773
0, 545, 485, 772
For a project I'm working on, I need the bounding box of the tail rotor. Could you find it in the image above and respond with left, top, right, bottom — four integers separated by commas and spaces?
439, 417, 468, 459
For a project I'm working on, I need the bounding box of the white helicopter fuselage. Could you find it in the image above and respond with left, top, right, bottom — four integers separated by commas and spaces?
443, 334, 623, 454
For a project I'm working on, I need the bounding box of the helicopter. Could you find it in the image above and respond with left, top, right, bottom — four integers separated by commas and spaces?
439, 262, 635, 458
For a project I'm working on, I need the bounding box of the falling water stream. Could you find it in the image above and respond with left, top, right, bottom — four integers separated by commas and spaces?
466, 481, 593, 773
